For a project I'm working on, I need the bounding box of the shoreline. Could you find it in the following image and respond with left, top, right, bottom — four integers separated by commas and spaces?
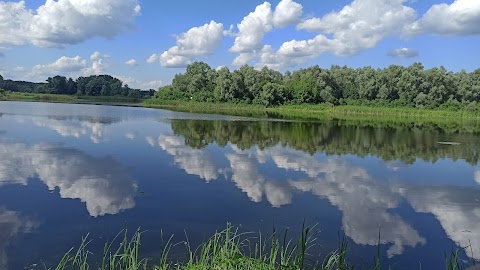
3, 95, 480, 124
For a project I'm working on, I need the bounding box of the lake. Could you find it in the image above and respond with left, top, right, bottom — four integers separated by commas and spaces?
1, 101, 480, 269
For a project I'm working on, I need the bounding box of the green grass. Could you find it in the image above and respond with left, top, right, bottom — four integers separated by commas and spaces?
47, 224, 475, 270
143, 99, 480, 122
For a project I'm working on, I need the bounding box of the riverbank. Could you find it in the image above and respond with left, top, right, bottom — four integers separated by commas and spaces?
144, 99, 480, 123
0, 92, 144, 106
3, 93, 480, 125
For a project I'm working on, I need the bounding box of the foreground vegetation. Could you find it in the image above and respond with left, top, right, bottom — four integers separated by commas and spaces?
49, 225, 474, 270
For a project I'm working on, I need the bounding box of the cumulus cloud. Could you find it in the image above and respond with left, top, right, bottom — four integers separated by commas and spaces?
0, 142, 138, 217
230, 0, 303, 65
160, 21, 224, 68
32, 55, 87, 75
0, 0, 141, 48
388, 47, 419, 58
158, 135, 220, 182
406, 0, 480, 36
272, 0, 303, 27
126, 59, 138, 66
146, 54, 159, 64
83, 51, 108, 76
254, 0, 417, 69
230, 2, 274, 54
0, 208, 36, 270
251, 0, 480, 69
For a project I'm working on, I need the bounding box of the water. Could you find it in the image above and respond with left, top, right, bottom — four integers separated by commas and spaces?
1, 101, 480, 269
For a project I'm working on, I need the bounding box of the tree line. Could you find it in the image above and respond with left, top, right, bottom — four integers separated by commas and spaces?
0, 74, 154, 98
153, 62, 480, 109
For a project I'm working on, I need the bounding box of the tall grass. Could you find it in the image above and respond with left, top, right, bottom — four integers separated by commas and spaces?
143, 99, 480, 122
47, 224, 475, 270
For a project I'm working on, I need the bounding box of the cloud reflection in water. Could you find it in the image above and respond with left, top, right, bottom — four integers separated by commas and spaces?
0, 142, 137, 217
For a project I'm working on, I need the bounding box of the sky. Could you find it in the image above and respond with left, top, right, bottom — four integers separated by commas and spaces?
0, 0, 479, 89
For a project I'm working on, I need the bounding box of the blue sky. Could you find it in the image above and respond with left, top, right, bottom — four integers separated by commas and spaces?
0, 0, 479, 89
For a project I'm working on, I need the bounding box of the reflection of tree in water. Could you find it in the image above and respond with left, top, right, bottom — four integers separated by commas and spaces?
171, 119, 480, 165
0, 143, 137, 217
0, 208, 36, 270
157, 125, 480, 259
47, 115, 121, 125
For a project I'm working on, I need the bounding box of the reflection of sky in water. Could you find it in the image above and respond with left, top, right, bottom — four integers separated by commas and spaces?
0, 208, 36, 269
0, 142, 137, 217
1, 101, 480, 269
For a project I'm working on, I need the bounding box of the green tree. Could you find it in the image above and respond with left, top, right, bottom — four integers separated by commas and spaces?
260, 82, 285, 107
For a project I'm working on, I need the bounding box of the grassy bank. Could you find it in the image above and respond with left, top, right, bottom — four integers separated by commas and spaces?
0, 92, 144, 105
49, 224, 473, 270
144, 99, 480, 122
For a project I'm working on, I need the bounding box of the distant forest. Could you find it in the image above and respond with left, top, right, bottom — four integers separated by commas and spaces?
0, 74, 155, 98
153, 62, 480, 109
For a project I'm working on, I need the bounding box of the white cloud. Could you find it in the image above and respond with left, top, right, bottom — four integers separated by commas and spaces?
126, 59, 138, 66
406, 0, 480, 36
297, 0, 416, 50
272, 0, 303, 27
0, 1, 32, 47
83, 51, 108, 76
232, 52, 257, 66
388, 47, 419, 58
116, 76, 162, 90
230, 2, 274, 54
160, 21, 224, 68
230, 0, 303, 57
32, 55, 87, 75
0, 142, 138, 217
0, 0, 141, 48
250, 0, 480, 70
146, 54, 159, 64
24, 52, 109, 82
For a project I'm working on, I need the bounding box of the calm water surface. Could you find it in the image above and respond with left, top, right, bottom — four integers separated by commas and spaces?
1, 101, 480, 269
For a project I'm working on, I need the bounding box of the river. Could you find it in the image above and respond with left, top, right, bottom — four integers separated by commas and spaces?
0, 101, 479, 269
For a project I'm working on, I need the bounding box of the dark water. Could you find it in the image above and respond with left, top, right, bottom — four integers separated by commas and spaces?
1, 101, 480, 269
